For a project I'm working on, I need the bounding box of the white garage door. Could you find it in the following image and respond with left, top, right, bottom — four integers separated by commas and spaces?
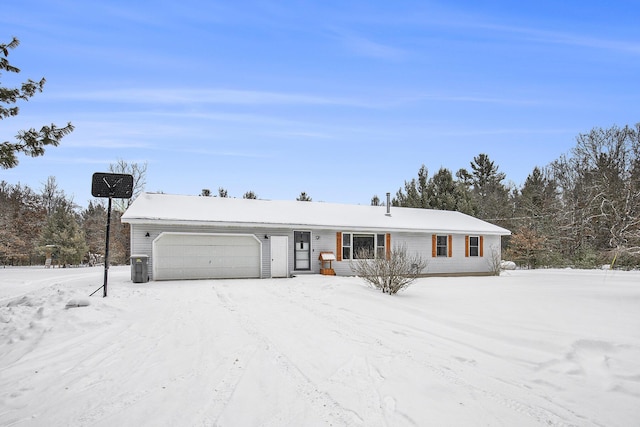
153, 233, 261, 280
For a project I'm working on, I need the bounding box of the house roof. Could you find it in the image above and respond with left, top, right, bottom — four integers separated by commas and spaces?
121, 193, 511, 235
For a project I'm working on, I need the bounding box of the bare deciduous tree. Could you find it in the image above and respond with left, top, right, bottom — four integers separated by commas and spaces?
108, 159, 147, 212
552, 124, 640, 260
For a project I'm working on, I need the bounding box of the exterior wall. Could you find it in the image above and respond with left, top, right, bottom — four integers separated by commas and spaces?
131, 224, 340, 279
131, 223, 289, 280
331, 231, 502, 276
129, 223, 503, 280
424, 233, 501, 275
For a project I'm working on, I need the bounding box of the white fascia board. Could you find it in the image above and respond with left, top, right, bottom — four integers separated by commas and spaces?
121, 218, 510, 236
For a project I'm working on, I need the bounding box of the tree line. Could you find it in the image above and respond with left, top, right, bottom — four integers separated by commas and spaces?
387, 124, 640, 269
0, 177, 125, 266
2, 124, 638, 269
200, 187, 312, 201
0, 160, 145, 267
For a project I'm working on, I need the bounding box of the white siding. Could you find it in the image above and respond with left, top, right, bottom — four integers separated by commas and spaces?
129, 224, 504, 280
331, 232, 502, 276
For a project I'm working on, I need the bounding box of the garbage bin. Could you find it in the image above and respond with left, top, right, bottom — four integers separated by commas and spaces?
130, 254, 149, 283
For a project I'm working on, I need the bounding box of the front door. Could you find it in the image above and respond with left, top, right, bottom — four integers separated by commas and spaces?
270, 235, 288, 278
294, 231, 311, 271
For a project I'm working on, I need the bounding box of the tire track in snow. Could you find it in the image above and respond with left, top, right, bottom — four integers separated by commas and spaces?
266, 284, 418, 426
212, 284, 362, 426
72, 289, 250, 427
195, 344, 259, 425
241, 282, 420, 426
267, 282, 577, 427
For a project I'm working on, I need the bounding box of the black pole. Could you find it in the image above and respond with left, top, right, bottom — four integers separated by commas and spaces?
103, 197, 112, 297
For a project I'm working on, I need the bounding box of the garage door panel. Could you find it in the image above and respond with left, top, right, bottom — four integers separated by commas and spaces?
153, 233, 261, 280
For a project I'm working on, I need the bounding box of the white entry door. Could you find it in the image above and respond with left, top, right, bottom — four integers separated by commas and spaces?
294, 231, 311, 271
270, 236, 288, 278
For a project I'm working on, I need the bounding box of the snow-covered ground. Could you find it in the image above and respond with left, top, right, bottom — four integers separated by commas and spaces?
1, 267, 639, 426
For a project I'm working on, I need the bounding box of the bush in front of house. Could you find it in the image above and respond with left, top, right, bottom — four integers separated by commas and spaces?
350, 244, 428, 295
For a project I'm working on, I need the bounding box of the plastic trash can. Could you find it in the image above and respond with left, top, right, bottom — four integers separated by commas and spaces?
130, 254, 149, 283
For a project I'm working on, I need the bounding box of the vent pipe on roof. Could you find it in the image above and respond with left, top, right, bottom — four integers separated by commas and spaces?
386, 192, 391, 216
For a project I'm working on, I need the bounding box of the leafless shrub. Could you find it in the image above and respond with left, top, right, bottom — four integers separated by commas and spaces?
349, 244, 428, 295
487, 244, 502, 276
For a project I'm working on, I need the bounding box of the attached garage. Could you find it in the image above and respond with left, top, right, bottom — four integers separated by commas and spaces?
152, 233, 261, 280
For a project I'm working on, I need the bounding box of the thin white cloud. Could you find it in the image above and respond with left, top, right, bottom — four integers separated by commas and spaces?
63, 138, 152, 149
54, 87, 545, 111
36, 156, 118, 165
534, 31, 640, 55
143, 111, 305, 127
161, 147, 275, 159
267, 130, 334, 139
343, 8, 640, 56
430, 127, 575, 137
339, 33, 408, 60
415, 94, 541, 106
475, 22, 640, 55
59, 88, 375, 108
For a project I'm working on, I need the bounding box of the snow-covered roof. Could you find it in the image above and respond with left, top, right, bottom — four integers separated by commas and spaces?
121, 193, 511, 235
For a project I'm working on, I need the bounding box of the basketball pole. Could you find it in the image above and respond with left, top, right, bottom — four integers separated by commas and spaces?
103, 196, 112, 298
90, 172, 133, 298
90, 196, 112, 298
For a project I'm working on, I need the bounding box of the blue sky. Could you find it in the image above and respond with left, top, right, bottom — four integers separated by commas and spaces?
2, 0, 639, 206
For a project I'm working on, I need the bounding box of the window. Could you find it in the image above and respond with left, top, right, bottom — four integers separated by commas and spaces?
376, 234, 386, 259
342, 232, 351, 260
341, 233, 386, 260
353, 234, 375, 259
469, 236, 479, 257
436, 235, 448, 257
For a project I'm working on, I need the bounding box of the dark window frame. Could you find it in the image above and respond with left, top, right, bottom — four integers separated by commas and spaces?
436, 235, 448, 257
469, 236, 480, 257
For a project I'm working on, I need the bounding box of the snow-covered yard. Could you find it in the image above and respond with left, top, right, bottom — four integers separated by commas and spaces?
1, 266, 639, 426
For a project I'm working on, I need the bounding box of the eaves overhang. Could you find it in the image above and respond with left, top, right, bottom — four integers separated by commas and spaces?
122, 217, 511, 236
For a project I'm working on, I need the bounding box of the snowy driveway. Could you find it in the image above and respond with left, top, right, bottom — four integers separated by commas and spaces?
1, 267, 639, 426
